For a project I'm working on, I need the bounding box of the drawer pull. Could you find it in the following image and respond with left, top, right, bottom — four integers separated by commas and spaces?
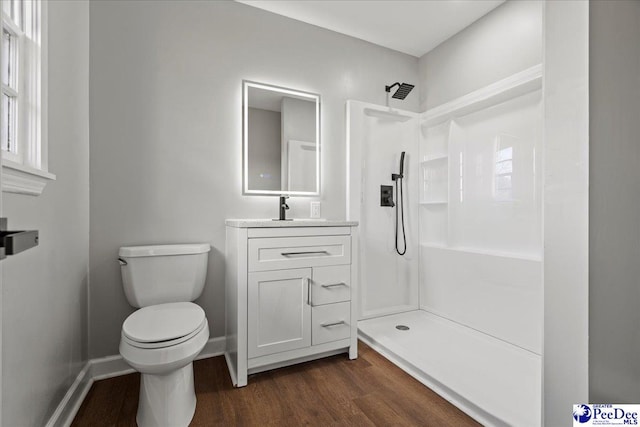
321, 320, 346, 328
281, 250, 329, 256
321, 282, 347, 288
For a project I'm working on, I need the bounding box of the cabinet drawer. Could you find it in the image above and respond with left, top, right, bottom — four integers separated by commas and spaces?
312, 265, 351, 306
248, 236, 350, 272
312, 302, 351, 346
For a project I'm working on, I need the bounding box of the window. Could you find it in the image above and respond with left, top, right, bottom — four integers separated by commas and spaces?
1, 0, 53, 195
3, 27, 18, 158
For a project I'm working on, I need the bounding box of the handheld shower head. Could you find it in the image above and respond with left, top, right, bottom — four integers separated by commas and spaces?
392, 151, 406, 181
385, 82, 415, 100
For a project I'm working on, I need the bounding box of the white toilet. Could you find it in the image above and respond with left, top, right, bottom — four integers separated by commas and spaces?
118, 243, 211, 427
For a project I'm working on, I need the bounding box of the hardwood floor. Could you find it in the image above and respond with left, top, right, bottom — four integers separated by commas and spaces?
72, 342, 480, 426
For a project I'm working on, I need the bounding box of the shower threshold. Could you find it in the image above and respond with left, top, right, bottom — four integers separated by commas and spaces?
358, 310, 541, 427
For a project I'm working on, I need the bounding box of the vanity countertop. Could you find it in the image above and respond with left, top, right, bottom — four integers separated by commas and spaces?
225, 219, 358, 228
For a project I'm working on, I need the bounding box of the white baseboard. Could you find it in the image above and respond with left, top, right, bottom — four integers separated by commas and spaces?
46, 336, 227, 427
196, 335, 227, 360
44, 364, 93, 427
90, 354, 135, 381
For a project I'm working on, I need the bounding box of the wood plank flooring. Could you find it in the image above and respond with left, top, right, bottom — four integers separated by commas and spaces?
72, 342, 480, 426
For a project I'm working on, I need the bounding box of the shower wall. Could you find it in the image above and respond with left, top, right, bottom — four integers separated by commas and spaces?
419, 89, 543, 354
347, 84, 543, 350
417, 0, 544, 355
347, 101, 420, 319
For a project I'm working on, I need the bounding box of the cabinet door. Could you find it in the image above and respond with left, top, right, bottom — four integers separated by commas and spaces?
248, 268, 312, 358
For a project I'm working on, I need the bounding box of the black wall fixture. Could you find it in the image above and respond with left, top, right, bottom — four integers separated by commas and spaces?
380, 185, 394, 207
0, 218, 38, 260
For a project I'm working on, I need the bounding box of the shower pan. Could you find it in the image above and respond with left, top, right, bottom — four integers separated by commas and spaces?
346, 65, 543, 427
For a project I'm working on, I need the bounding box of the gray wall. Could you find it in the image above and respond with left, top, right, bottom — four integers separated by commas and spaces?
589, 0, 640, 404
247, 107, 281, 191
418, 0, 542, 110
89, 0, 418, 358
2, 1, 89, 425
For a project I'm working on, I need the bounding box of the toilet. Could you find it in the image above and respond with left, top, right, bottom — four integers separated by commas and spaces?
118, 243, 211, 427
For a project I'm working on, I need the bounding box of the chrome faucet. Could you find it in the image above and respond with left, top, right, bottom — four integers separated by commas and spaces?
279, 196, 291, 221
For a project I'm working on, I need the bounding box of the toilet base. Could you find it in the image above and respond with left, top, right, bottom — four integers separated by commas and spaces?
136, 363, 196, 427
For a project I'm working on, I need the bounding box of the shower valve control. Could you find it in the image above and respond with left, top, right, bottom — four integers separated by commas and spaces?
380, 185, 395, 207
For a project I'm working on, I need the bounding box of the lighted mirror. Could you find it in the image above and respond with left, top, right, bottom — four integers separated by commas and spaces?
243, 80, 320, 196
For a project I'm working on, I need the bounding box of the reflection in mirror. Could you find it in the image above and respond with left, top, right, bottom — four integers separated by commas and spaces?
243, 81, 320, 196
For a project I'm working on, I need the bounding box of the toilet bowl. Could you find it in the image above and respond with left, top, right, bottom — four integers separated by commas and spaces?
120, 302, 209, 427
118, 244, 211, 427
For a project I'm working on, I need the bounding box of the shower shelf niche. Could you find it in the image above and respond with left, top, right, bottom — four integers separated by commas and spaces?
420, 154, 448, 208
420, 119, 451, 247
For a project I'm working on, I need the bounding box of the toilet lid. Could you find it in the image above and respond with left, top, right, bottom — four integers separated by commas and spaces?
123, 302, 205, 343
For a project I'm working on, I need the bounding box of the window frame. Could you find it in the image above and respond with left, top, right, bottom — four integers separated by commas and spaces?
1, 0, 54, 196
2, 9, 22, 164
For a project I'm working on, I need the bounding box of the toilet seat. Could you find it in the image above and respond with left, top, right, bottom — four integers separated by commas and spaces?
120, 317, 209, 375
122, 302, 205, 349
123, 319, 207, 349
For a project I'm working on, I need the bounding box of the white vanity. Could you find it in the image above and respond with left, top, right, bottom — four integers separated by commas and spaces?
225, 219, 358, 387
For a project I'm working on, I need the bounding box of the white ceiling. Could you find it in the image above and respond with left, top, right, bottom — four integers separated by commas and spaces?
236, 0, 505, 57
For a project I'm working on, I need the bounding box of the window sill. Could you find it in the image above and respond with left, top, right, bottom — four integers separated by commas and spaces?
2, 159, 56, 196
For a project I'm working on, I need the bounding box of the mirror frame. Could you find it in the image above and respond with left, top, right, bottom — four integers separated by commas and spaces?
243, 80, 321, 196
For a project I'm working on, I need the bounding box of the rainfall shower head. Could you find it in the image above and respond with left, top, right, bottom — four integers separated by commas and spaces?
385, 82, 415, 100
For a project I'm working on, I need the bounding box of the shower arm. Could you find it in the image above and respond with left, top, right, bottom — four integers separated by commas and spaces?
385, 82, 401, 93
385, 82, 400, 107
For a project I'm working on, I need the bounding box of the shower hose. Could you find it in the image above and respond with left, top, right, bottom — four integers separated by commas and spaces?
395, 176, 407, 256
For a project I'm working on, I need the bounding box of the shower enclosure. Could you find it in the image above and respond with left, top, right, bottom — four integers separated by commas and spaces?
347, 65, 542, 427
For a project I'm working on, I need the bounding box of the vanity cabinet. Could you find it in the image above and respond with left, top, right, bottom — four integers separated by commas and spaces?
225, 221, 358, 387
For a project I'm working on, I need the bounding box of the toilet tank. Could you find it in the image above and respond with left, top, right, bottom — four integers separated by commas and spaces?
119, 244, 210, 308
